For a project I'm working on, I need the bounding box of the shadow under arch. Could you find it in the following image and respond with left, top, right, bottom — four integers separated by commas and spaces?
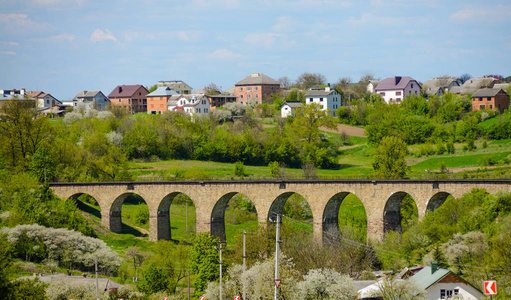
322, 192, 367, 244
383, 191, 418, 234
157, 192, 196, 241
267, 191, 313, 231
109, 192, 147, 237
69, 193, 102, 219
211, 192, 258, 243
426, 192, 452, 213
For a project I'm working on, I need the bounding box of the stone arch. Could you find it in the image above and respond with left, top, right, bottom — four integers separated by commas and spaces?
426, 192, 452, 213
68, 192, 102, 220
267, 191, 313, 229
383, 191, 418, 233
157, 192, 196, 241
110, 192, 147, 235
322, 192, 367, 244
210, 192, 258, 242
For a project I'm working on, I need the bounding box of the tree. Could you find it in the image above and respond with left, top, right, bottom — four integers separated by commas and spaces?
125, 247, 146, 281
288, 103, 337, 145
190, 233, 219, 294
366, 275, 426, 300
372, 136, 409, 179
335, 77, 352, 92
295, 269, 357, 300
0, 96, 52, 170
137, 266, 170, 295
278, 76, 292, 89
459, 73, 472, 84
29, 147, 57, 183
204, 83, 220, 95
296, 72, 326, 90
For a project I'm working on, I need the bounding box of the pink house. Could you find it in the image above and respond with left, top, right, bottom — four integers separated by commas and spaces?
375, 76, 421, 103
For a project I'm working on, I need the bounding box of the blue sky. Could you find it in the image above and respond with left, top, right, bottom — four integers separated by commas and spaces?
1, 0, 510, 100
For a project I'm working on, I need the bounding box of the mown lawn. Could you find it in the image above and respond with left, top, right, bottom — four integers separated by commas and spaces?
410, 151, 511, 171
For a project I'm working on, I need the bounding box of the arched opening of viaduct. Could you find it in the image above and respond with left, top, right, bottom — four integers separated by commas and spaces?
50, 180, 511, 244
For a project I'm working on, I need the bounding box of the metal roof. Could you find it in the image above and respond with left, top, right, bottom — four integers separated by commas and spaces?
235, 73, 280, 86
375, 76, 419, 91
108, 85, 148, 98
147, 86, 179, 97
472, 88, 508, 97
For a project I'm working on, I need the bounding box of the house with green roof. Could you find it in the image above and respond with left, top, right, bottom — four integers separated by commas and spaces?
410, 264, 483, 299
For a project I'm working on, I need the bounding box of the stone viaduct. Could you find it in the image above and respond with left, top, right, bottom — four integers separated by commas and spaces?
49, 179, 510, 244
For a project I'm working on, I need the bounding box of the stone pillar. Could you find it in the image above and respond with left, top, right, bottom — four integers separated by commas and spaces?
366, 209, 384, 242
109, 210, 122, 233
313, 217, 323, 245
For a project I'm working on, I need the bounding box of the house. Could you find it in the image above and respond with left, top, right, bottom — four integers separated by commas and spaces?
146, 87, 179, 114
235, 73, 280, 105
0, 88, 32, 109
366, 80, 380, 94
450, 77, 495, 95
374, 76, 421, 103
304, 86, 342, 116
157, 80, 192, 95
108, 85, 149, 114
167, 94, 210, 117
409, 264, 483, 300
26, 91, 61, 109
281, 101, 302, 118
207, 95, 237, 110
471, 88, 509, 113
423, 77, 461, 97
72, 90, 110, 111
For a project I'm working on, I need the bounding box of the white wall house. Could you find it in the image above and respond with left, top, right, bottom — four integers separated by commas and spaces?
281, 101, 302, 118
374, 76, 421, 103
26, 91, 61, 109
167, 94, 210, 117
73, 90, 110, 111
410, 265, 484, 300
304, 86, 342, 116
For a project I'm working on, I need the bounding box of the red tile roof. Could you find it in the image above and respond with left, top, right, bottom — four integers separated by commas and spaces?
108, 85, 148, 98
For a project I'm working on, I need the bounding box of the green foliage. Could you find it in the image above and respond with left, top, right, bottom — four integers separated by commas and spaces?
190, 233, 219, 294
29, 147, 57, 183
372, 136, 409, 179
234, 161, 246, 177
137, 265, 170, 295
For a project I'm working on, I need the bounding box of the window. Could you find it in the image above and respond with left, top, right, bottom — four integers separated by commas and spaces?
255, 87, 258, 91
255, 94, 258, 98
271, 87, 274, 91
489, 105, 493, 109
247, 94, 251, 98
380, 92, 385, 96
265, 86, 267, 91
396, 91, 402, 96
479, 97, 483, 101
240, 95, 243, 99
440, 289, 459, 299
310, 98, 313, 102
239, 87, 243, 91
247, 87, 252, 91
411, 83, 414, 88
320, 98, 324, 101
197, 108, 201, 113
480, 105, 485, 109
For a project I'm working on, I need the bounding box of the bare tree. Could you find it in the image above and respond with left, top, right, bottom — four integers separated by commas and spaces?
278, 76, 293, 89
296, 72, 327, 90
204, 82, 221, 95
335, 77, 352, 91
459, 73, 472, 84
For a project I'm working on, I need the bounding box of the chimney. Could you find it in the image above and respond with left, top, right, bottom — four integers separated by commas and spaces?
431, 261, 438, 274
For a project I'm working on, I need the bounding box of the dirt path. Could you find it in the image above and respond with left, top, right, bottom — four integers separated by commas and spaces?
320, 124, 366, 137
263, 123, 366, 137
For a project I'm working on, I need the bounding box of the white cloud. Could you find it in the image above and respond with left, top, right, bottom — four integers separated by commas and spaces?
0, 51, 16, 55
451, 5, 511, 22
207, 49, 243, 60
245, 33, 282, 48
90, 29, 118, 43
272, 16, 297, 32
51, 33, 75, 42
2, 42, 19, 46
0, 13, 50, 32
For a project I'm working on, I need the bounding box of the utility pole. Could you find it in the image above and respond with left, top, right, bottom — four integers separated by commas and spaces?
95, 255, 99, 300
243, 230, 246, 300
219, 241, 223, 300
274, 213, 281, 300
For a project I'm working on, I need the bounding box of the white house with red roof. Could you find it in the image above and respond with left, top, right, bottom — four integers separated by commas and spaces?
374, 76, 421, 103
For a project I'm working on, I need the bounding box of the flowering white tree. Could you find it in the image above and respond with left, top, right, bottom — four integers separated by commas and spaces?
294, 268, 357, 300
2, 224, 122, 273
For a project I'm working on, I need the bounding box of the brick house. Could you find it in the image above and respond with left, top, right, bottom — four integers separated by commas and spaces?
108, 85, 149, 114
146, 86, 178, 114
471, 88, 509, 113
235, 73, 280, 105
374, 76, 421, 103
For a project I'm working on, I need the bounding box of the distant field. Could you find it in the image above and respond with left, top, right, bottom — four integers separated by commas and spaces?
479, 113, 510, 128
411, 151, 511, 171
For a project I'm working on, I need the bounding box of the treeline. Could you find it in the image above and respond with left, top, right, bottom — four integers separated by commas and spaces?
336, 93, 511, 146
0, 99, 341, 183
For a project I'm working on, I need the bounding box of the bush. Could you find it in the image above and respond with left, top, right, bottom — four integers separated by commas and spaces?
234, 161, 246, 177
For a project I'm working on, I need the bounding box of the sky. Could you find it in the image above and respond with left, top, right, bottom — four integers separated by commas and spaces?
1, 0, 510, 100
